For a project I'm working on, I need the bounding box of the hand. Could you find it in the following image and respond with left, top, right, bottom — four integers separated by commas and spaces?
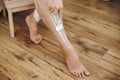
46, 0, 63, 19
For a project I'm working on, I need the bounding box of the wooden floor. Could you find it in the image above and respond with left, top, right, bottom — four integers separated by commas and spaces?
0, 0, 120, 80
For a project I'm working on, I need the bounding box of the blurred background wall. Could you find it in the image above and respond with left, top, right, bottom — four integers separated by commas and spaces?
0, 0, 2, 12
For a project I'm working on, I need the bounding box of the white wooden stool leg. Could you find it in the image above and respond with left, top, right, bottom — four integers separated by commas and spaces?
2, 0, 6, 17
8, 9, 15, 37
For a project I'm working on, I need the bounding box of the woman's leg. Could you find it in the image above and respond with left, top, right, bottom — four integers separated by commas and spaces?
34, 0, 89, 78
25, 10, 42, 44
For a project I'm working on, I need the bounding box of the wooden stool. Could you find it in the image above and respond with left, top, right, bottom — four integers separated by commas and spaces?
2, 0, 7, 17
2, 0, 34, 37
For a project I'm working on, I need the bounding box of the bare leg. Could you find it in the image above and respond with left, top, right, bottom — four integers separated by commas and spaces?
25, 11, 42, 44
34, 0, 89, 78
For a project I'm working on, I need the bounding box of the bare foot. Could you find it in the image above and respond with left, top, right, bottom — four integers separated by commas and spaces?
64, 48, 90, 78
25, 12, 42, 44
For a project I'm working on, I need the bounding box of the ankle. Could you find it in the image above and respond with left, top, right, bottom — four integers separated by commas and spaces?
63, 47, 78, 58
64, 51, 79, 61
63, 46, 74, 53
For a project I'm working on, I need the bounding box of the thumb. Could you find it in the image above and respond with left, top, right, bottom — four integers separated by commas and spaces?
59, 8, 63, 20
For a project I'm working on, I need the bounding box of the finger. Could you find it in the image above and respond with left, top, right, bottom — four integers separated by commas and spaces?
53, 7, 59, 14
58, 0, 63, 20
49, 8, 55, 13
47, 0, 56, 11
52, 0, 59, 14
59, 8, 63, 20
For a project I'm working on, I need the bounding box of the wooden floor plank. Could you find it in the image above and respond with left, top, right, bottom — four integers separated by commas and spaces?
0, 0, 120, 80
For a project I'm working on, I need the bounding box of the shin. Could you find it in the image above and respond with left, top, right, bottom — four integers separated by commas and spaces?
34, 0, 73, 53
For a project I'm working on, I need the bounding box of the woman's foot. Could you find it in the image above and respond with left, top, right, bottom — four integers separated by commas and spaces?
25, 12, 42, 44
64, 48, 90, 78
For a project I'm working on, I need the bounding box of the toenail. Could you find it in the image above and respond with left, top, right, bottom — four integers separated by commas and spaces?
85, 71, 90, 76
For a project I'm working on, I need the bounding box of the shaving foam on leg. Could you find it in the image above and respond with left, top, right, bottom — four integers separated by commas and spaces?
56, 20, 63, 31
52, 12, 73, 49
34, 9, 41, 22
53, 12, 63, 31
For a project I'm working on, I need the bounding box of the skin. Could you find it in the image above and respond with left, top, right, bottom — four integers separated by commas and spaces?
25, 0, 90, 78
26, 12, 42, 44
46, 0, 63, 19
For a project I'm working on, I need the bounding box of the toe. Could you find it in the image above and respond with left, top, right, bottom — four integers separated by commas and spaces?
81, 72, 85, 78
35, 41, 40, 44
78, 73, 81, 78
34, 39, 40, 44
34, 40, 41, 44
74, 72, 78, 77
36, 39, 41, 43
84, 71, 90, 76
76, 73, 80, 78
34, 35, 42, 44
38, 35, 42, 41
70, 72, 75, 77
